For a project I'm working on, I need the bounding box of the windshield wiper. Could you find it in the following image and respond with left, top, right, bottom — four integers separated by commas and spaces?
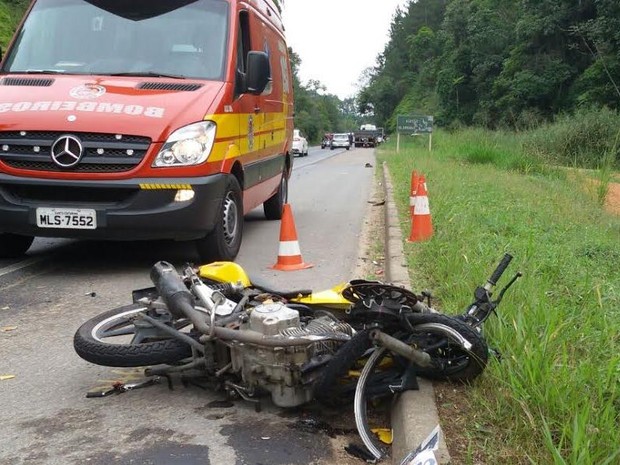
108, 71, 187, 79
22, 69, 66, 74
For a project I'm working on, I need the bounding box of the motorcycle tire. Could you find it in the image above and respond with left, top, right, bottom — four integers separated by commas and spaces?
73, 304, 192, 367
312, 329, 372, 406
313, 314, 488, 400
404, 312, 489, 383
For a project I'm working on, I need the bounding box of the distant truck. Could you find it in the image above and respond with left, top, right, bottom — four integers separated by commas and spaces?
353, 124, 382, 148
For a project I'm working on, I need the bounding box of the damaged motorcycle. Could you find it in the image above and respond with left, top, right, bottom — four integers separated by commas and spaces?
73, 254, 519, 460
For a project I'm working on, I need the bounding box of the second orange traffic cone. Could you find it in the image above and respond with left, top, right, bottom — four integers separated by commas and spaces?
408, 175, 434, 242
270, 204, 313, 271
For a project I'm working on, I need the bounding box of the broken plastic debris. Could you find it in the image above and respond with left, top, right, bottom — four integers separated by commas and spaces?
0, 375, 16, 381
371, 428, 393, 445
1, 326, 18, 332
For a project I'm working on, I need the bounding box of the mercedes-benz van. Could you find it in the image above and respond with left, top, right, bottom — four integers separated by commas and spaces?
0, 0, 294, 261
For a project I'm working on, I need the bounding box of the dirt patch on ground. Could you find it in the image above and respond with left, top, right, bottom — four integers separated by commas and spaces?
569, 169, 620, 215
604, 181, 620, 214
434, 384, 485, 464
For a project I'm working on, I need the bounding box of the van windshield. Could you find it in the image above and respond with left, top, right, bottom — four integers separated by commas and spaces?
3, 0, 229, 80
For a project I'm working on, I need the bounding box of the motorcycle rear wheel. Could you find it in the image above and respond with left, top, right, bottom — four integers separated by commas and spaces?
73, 304, 192, 367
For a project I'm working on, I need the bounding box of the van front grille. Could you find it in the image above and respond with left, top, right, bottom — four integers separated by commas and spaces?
0, 131, 151, 173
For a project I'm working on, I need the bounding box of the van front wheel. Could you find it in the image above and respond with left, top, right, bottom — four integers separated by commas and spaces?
195, 176, 243, 262
263, 171, 288, 220
0, 233, 34, 258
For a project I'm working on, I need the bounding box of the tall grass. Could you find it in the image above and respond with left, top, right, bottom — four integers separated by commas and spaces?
380, 130, 620, 464
521, 107, 620, 170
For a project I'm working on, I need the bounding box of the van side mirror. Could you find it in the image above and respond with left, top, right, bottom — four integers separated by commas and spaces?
246, 51, 271, 95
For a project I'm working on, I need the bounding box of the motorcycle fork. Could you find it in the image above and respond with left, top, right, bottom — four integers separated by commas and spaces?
369, 329, 432, 367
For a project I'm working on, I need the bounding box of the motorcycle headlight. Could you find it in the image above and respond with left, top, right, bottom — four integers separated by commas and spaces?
153, 121, 216, 167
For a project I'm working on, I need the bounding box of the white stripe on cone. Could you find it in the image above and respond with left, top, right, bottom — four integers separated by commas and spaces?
278, 240, 302, 256
414, 195, 430, 215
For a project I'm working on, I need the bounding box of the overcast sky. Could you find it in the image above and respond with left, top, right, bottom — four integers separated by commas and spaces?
281, 1, 409, 100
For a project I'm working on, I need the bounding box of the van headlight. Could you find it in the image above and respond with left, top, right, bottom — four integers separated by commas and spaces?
153, 121, 216, 167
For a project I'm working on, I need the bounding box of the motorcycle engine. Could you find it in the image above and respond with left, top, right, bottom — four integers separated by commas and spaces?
231, 302, 352, 408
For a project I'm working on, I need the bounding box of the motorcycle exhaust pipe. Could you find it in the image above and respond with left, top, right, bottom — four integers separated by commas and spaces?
150, 261, 197, 319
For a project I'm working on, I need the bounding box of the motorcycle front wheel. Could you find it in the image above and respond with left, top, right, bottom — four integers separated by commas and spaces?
73, 304, 193, 367
404, 313, 489, 382
313, 313, 488, 401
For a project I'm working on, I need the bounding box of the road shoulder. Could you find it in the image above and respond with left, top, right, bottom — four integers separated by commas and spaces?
380, 161, 451, 465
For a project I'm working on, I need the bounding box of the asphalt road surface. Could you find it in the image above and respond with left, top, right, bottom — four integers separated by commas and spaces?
0, 146, 376, 465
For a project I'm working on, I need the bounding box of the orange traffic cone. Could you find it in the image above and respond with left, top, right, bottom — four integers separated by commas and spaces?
408, 175, 433, 242
270, 204, 313, 271
409, 170, 420, 218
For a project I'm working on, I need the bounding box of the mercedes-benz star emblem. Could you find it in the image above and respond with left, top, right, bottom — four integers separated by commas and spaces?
50, 135, 84, 168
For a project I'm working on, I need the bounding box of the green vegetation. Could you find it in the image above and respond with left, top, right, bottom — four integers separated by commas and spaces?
361, 1, 620, 144
521, 107, 620, 169
0, 0, 28, 48
379, 127, 620, 464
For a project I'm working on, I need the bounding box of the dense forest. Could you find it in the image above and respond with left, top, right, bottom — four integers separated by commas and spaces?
361, 0, 620, 131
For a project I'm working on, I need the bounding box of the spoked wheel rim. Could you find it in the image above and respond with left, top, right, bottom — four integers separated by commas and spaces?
409, 325, 477, 374
91, 306, 148, 343
91, 306, 190, 345
354, 347, 394, 461
74, 304, 194, 367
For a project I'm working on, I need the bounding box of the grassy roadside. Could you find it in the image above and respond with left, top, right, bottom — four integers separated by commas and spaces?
378, 130, 620, 464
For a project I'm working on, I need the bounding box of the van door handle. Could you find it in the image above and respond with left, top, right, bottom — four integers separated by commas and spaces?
254, 106, 261, 113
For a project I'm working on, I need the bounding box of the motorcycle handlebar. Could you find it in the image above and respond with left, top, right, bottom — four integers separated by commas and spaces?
488, 253, 513, 286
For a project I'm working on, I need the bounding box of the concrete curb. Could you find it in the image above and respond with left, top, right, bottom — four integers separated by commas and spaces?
380, 162, 451, 465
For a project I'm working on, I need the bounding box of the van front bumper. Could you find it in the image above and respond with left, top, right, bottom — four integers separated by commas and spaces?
0, 173, 228, 241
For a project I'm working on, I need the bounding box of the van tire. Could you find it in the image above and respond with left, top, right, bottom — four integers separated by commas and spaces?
0, 233, 34, 258
263, 171, 288, 220
195, 176, 243, 262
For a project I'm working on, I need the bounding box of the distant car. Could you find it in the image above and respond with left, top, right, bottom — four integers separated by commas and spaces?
292, 129, 309, 157
330, 133, 351, 150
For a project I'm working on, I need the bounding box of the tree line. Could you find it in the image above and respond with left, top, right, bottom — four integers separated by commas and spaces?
359, 0, 620, 132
